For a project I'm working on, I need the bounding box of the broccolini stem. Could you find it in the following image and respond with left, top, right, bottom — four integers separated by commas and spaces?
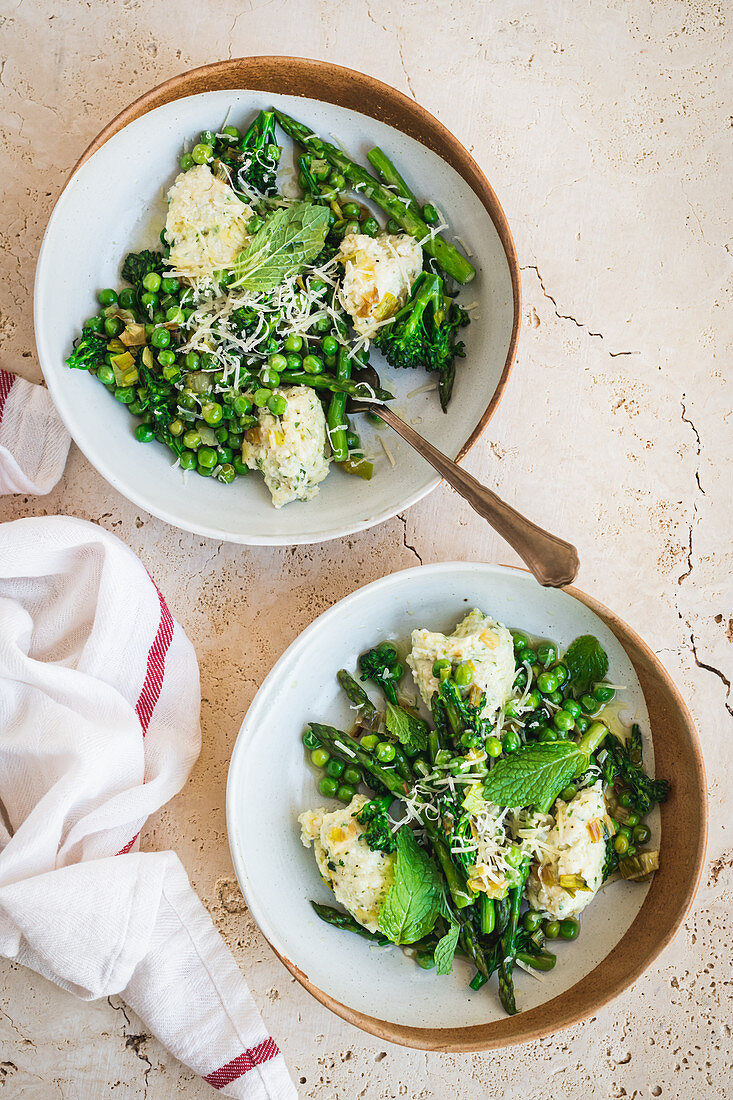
336, 669, 378, 728
309, 723, 406, 795
577, 721, 609, 757
273, 109, 476, 284
517, 949, 556, 972
278, 370, 394, 403
480, 894, 495, 935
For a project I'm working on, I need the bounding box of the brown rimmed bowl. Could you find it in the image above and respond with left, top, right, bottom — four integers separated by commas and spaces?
35, 58, 521, 545
226, 562, 707, 1049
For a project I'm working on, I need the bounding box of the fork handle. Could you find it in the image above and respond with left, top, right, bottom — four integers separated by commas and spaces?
375, 406, 579, 588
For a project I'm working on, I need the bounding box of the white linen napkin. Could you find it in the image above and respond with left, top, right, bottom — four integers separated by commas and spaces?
0, 516, 295, 1099
0, 369, 70, 494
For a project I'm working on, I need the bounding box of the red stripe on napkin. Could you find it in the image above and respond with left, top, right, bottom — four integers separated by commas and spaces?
135, 590, 174, 735
204, 1038, 280, 1088
0, 371, 15, 423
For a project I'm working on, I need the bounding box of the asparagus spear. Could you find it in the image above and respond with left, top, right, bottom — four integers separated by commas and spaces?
336, 669, 378, 728
273, 109, 476, 285
497, 859, 531, 1016
328, 346, 351, 463
311, 902, 391, 945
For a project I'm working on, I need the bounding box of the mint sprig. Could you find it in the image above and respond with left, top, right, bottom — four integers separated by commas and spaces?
481, 742, 589, 812
564, 634, 609, 694
378, 827, 441, 945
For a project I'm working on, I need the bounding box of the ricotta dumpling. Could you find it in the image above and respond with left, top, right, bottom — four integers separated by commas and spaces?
242, 385, 330, 508
299, 794, 396, 933
526, 782, 607, 919
337, 231, 423, 337
406, 609, 515, 720
165, 164, 253, 281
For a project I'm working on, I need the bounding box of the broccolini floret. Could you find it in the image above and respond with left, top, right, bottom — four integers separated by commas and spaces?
356, 798, 396, 854
601, 724, 670, 815
358, 642, 402, 705
120, 249, 166, 291
66, 329, 107, 372
374, 271, 469, 411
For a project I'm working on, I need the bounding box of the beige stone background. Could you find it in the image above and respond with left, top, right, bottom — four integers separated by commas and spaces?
1, 0, 731, 1096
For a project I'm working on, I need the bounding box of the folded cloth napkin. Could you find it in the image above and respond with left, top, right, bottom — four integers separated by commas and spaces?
0, 516, 295, 1099
0, 369, 70, 494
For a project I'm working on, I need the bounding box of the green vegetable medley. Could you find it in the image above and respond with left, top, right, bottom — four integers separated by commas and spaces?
299, 617, 669, 1016
66, 108, 475, 503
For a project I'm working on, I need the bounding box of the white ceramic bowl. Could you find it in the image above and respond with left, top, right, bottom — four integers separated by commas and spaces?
226, 563, 704, 1048
35, 61, 520, 544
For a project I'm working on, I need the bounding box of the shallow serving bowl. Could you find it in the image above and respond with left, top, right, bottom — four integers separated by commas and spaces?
34, 57, 520, 545
226, 562, 706, 1049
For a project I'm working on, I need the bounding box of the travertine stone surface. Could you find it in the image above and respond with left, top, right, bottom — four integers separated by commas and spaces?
1, 1, 730, 1096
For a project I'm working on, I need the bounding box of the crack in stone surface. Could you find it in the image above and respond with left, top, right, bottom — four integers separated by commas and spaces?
689, 632, 733, 719
521, 265, 642, 357
398, 513, 423, 564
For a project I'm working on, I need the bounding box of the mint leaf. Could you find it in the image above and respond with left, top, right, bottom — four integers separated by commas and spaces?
378, 827, 440, 944
564, 635, 609, 694
434, 920, 461, 975
482, 743, 589, 810
229, 202, 329, 291
385, 702, 428, 754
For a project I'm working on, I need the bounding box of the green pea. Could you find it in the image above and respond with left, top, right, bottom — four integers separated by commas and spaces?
268, 394, 288, 416
580, 693, 598, 714
97, 363, 115, 386
127, 400, 142, 415
84, 316, 105, 333
360, 733, 379, 752
345, 431, 361, 451
576, 715, 590, 733
342, 201, 361, 219
179, 451, 197, 470
140, 293, 157, 313
344, 219, 360, 235
222, 125, 240, 141
485, 736, 503, 758
560, 785, 577, 802
150, 327, 171, 349
386, 218, 401, 233
613, 833, 630, 854
537, 642, 557, 666
253, 387, 271, 407
114, 386, 136, 404
553, 663, 569, 687
232, 394, 252, 416
522, 648, 538, 665
302, 354, 324, 375
324, 758, 344, 780
197, 446, 217, 469
192, 142, 213, 164
161, 277, 180, 295
432, 658, 451, 677
537, 671, 558, 695
543, 920, 560, 940
454, 661, 474, 687
525, 690, 541, 710
201, 402, 223, 425
166, 419, 183, 437
217, 446, 233, 465
626, 844, 637, 857
321, 335, 339, 357
259, 368, 280, 389
337, 783, 356, 803
182, 430, 201, 450
523, 911, 543, 933
284, 334, 303, 353
180, 152, 194, 171
134, 423, 155, 443
593, 684, 615, 703
376, 741, 396, 763
156, 349, 175, 367
152, 310, 166, 325
329, 171, 346, 189
98, 288, 118, 307
118, 288, 137, 310
618, 791, 632, 809
285, 353, 302, 371
633, 824, 651, 845
502, 730, 521, 753
554, 710, 574, 732
512, 631, 529, 650
361, 217, 379, 237
233, 456, 249, 476
166, 306, 184, 325
303, 729, 321, 751
548, 690, 563, 706
141, 272, 161, 293
104, 316, 123, 338
460, 731, 481, 749
563, 699, 582, 719
422, 203, 439, 225
319, 776, 339, 798
342, 766, 361, 787
538, 728, 557, 742
559, 919, 579, 941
